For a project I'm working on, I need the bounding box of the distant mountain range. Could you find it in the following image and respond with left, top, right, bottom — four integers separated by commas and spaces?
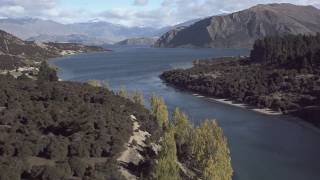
0, 17, 206, 46
0, 18, 163, 45
155, 3, 320, 48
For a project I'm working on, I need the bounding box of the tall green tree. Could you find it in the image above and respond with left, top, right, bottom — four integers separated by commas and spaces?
154, 127, 180, 180
192, 120, 233, 180
172, 108, 192, 153
150, 94, 169, 129
131, 91, 144, 105
118, 86, 127, 98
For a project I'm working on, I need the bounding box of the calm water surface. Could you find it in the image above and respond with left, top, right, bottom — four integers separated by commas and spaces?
52, 47, 320, 180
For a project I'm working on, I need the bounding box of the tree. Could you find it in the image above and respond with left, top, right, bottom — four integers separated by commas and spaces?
150, 94, 169, 129
102, 80, 110, 90
118, 86, 127, 98
131, 91, 144, 105
154, 127, 180, 180
192, 120, 233, 180
172, 108, 191, 153
38, 61, 58, 81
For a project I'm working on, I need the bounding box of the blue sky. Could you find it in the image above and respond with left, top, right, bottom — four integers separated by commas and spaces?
0, 0, 319, 27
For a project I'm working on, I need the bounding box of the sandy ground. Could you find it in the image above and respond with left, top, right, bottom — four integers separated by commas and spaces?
192, 94, 282, 115
117, 115, 151, 180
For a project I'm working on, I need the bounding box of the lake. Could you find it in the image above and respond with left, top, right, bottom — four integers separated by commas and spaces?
51, 47, 320, 180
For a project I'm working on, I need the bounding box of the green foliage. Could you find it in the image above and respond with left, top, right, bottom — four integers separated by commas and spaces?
0, 75, 159, 179
69, 157, 88, 177
172, 108, 192, 153
152, 104, 232, 180
150, 94, 169, 129
0, 158, 24, 180
102, 80, 110, 90
154, 127, 180, 180
161, 41, 320, 126
251, 34, 320, 69
37, 61, 58, 81
118, 86, 128, 98
192, 120, 233, 180
131, 91, 144, 105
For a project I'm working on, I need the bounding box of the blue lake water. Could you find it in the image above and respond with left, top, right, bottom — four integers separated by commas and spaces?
52, 47, 320, 180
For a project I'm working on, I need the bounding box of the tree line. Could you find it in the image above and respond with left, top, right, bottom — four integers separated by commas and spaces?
161, 34, 320, 127
251, 33, 320, 70
150, 95, 233, 180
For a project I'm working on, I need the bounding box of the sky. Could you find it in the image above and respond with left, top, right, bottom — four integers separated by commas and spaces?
0, 0, 319, 27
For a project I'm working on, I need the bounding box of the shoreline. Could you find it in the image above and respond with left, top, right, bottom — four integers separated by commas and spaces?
192, 93, 283, 116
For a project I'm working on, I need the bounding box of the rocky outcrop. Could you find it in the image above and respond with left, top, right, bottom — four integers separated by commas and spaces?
155, 3, 320, 48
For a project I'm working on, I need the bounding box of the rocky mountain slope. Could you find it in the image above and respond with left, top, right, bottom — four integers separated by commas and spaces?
115, 37, 158, 46
155, 3, 320, 48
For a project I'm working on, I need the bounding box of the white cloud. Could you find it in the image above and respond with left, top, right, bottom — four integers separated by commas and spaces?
0, 0, 319, 27
134, 0, 148, 6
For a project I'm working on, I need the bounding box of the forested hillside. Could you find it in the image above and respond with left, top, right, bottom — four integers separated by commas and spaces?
0, 62, 233, 179
161, 34, 320, 127
251, 34, 320, 69
0, 73, 160, 179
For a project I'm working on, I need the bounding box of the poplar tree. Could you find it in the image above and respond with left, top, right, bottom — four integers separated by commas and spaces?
150, 94, 169, 129
118, 86, 127, 98
102, 80, 110, 90
192, 120, 233, 180
154, 127, 180, 180
172, 108, 191, 153
131, 91, 144, 105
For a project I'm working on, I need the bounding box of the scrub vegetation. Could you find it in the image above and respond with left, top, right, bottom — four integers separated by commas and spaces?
161, 34, 320, 127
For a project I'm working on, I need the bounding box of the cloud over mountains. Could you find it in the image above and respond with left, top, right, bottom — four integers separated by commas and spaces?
0, 0, 319, 27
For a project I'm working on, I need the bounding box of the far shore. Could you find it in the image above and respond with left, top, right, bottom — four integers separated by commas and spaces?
192, 94, 283, 116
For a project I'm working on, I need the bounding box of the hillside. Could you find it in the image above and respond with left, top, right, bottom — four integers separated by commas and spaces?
26, 34, 106, 45
161, 34, 320, 127
0, 30, 104, 72
115, 37, 157, 46
0, 74, 160, 179
155, 3, 320, 48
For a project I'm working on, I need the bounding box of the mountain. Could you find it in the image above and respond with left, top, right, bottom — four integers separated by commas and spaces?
0, 30, 103, 71
68, 21, 159, 43
115, 37, 158, 46
155, 3, 320, 48
0, 18, 73, 40
155, 17, 205, 37
0, 18, 161, 45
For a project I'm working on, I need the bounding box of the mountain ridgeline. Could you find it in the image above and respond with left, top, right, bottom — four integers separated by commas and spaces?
155, 3, 320, 48
0, 18, 164, 45
161, 34, 320, 126
0, 30, 104, 71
